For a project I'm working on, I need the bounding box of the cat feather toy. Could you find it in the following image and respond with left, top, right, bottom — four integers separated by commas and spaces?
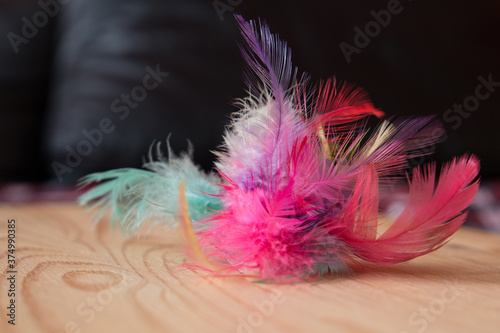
79, 15, 480, 282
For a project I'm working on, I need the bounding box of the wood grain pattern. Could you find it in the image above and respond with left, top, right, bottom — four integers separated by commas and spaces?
1, 203, 499, 333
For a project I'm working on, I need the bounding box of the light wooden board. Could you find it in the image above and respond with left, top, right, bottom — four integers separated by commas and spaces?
0, 203, 499, 333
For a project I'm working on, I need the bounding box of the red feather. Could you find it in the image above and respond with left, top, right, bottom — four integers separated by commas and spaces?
344, 154, 480, 265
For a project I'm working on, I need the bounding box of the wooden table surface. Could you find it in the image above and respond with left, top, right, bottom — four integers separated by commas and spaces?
1, 203, 499, 333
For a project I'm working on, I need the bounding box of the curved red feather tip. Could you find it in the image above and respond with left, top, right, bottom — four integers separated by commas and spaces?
310, 79, 384, 128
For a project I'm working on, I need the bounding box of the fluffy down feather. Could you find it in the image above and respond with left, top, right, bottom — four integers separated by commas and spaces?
79, 142, 221, 233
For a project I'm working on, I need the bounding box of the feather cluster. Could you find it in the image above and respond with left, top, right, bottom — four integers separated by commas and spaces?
79, 15, 480, 282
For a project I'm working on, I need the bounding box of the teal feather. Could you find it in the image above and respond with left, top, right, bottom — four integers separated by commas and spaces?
78, 142, 221, 233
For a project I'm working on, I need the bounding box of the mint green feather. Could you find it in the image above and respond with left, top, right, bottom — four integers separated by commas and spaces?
78, 143, 221, 233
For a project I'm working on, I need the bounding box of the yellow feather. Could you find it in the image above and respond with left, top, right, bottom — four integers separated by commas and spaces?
362, 120, 395, 158
178, 181, 220, 270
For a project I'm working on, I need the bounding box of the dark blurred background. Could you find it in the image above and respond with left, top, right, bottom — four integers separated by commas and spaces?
1, 0, 499, 187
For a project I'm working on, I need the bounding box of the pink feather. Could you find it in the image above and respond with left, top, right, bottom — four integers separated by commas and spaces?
192, 16, 480, 281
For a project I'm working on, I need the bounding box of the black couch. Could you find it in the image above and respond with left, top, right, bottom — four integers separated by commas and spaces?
1, 0, 499, 185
